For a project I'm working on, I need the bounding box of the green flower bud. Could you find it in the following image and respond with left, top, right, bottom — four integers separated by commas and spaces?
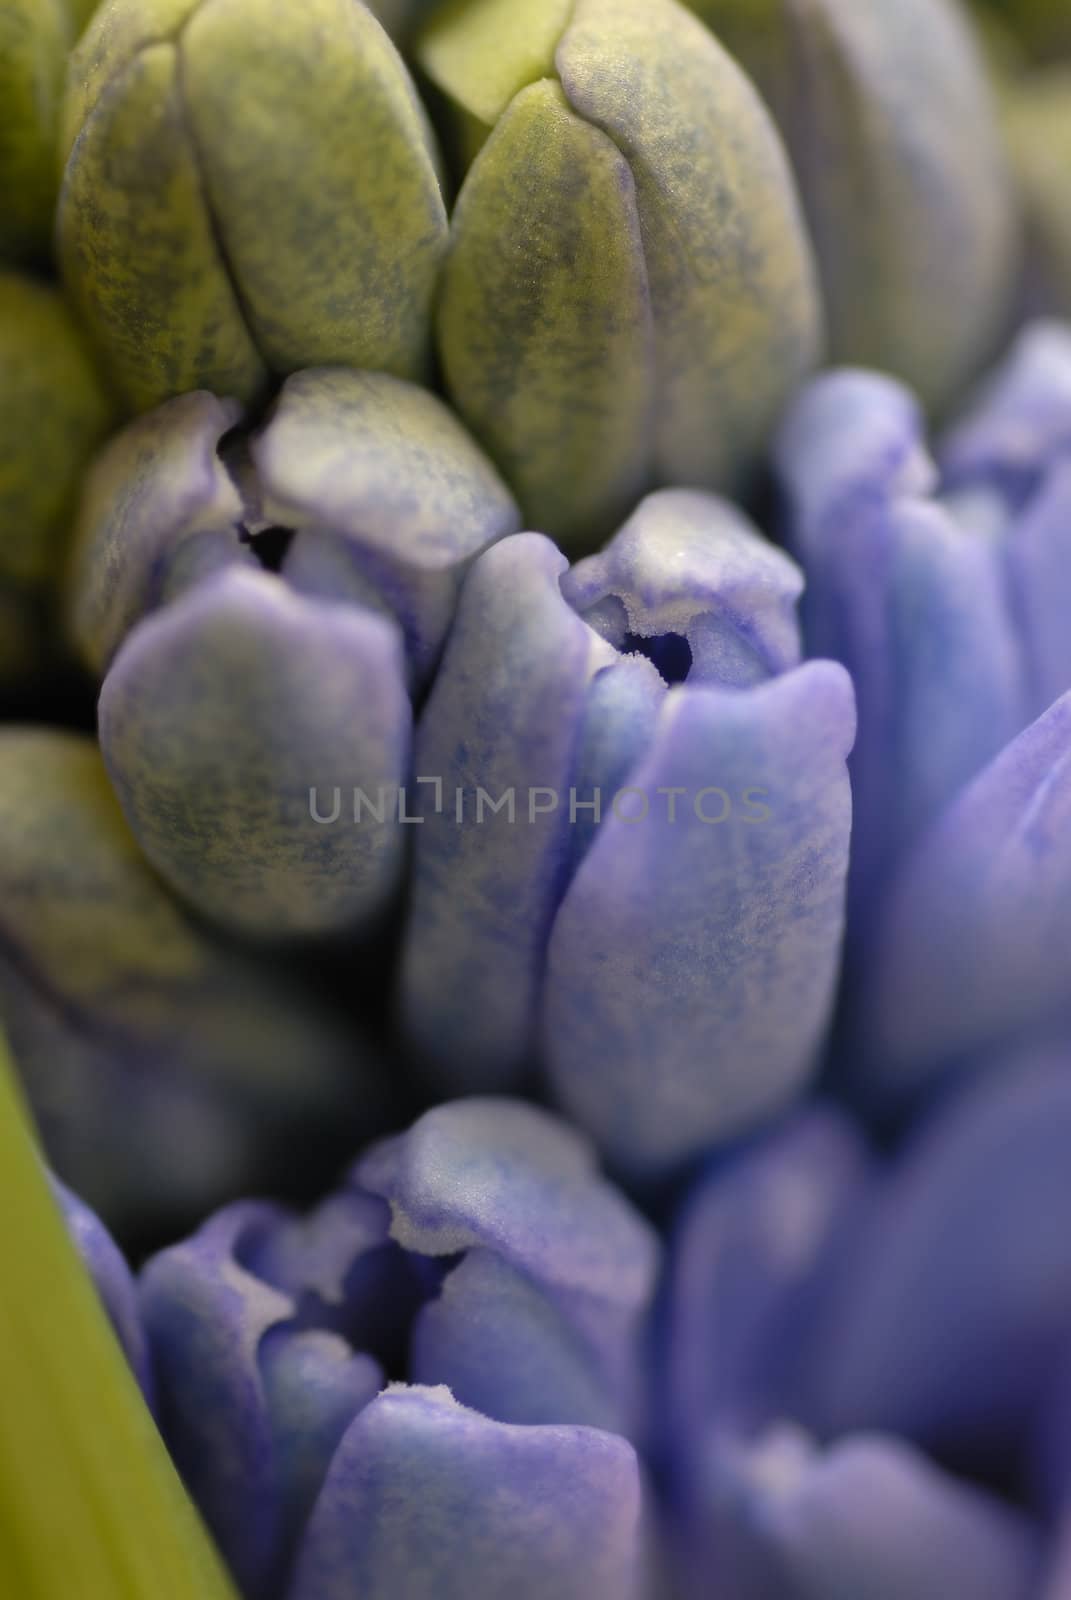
421, 0, 823, 551
0, 730, 387, 1230
0, 272, 114, 590
1004, 68, 1071, 316
57, 0, 449, 413
0, 0, 75, 265
0, 272, 113, 688
0, 1033, 240, 1600
686, 0, 1020, 413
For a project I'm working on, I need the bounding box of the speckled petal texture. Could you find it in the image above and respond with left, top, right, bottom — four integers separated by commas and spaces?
355, 1099, 659, 1433
99, 567, 412, 939
398, 533, 614, 1091
688, 0, 1017, 411
255, 368, 521, 685
58, 0, 447, 410
141, 1198, 384, 1598
287, 1386, 645, 1600
429, 0, 821, 546
545, 661, 855, 1176
65, 390, 249, 674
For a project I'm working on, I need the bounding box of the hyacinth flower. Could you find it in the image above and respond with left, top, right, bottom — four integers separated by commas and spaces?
773, 320, 1071, 1103
684, 0, 1018, 413
57, 0, 449, 412
136, 1098, 657, 1598
66, 368, 520, 940
0, 1030, 240, 1599
0, 728, 391, 1232
658, 1049, 1071, 1598
396, 490, 855, 1178
0, 272, 113, 689
417, 0, 823, 548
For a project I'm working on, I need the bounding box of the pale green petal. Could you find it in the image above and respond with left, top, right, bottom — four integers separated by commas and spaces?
61, 0, 448, 404
65, 391, 246, 674
690, 0, 1019, 411
0, 0, 72, 263
438, 78, 655, 551
0, 1033, 239, 1600
559, 0, 823, 493
417, 0, 569, 129
0, 273, 114, 588
57, 41, 267, 411
60, 0, 202, 166
181, 0, 448, 381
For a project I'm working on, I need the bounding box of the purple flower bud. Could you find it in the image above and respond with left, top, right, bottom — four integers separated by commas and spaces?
776, 366, 1027, 918
660, 1081, 1063, 1599
807, 1053, 1071, 1459
139, 1099, 658, 1595
659, 1109, 871, 1500
354, 1099, 659, 1436
699, 1427, 1040, 1600
141, 1196, 390, 1597
52, 1174, 154, 1402
67, 371, 519, 942
99, 568, 412, 940
777, 325, 1071, 1097
400, 492, 855, 1175
288, 1385, 646, 1600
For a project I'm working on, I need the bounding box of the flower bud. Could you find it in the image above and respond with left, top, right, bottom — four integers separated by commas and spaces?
0, 272, 112, 597
0, 0, 74, 263
689, 0, 1019, 412
53, 1174, 154, 1400
58, 0, 449, 412
67, 370, 518, 940
775, 366, 1027, 919
812, 1051, 1071, 1462
0, 730, 388, 1229
399, 491, 855, 1176
100, 568, 414, 940
660, 1087, 1058, 1600
140, 1099, 657, 1596
777, 330, 1071, 1089
421, 0, 822, 549
290, 1386, 646, 1600
700, 1427, 1040, 1600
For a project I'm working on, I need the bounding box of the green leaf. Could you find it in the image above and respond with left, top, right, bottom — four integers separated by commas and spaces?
0, 1033, 239, 1600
